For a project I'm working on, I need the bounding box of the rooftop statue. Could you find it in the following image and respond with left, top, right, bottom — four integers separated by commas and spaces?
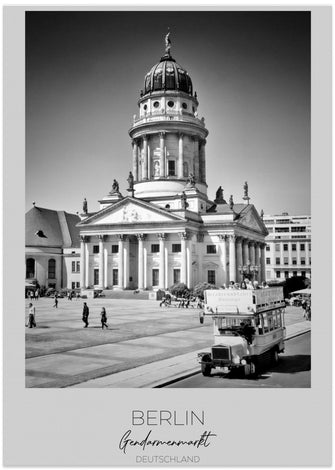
181, 191, 189, 210
127, 171, 134, 191
83, 197, 88, 214
165, 31, 171, 55
110, 179, 119, 194
187, 172, 196, 187
244, 181, 249, 198
229, 195, 234, 210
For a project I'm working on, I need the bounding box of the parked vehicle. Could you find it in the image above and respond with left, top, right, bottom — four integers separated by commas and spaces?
198, 287, 286, 378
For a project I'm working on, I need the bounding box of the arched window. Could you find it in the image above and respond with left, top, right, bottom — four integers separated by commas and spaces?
26, 258, 35, 279
48, 259, 56, 279
183, 162, 189, 177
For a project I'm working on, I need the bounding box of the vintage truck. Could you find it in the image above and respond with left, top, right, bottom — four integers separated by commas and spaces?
198, 287, 286, 378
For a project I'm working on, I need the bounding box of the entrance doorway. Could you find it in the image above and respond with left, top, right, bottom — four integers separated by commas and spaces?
94, 268, 99, 286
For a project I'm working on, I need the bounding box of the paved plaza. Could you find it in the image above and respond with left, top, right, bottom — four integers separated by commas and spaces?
25, 298, 309, 388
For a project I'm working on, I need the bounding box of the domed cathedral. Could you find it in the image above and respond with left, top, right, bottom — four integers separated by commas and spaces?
78, 35, 268, 293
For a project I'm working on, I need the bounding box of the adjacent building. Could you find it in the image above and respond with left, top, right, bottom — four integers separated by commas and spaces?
263, 213, 311, 281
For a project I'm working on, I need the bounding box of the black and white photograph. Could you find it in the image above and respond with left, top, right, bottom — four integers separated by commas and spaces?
25, 10, 311, 389
3, 5, 332, 467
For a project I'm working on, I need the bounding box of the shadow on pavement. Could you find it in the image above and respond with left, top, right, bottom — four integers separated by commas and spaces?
268, 355, 311, 374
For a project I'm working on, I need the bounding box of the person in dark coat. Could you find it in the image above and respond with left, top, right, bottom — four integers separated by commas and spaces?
100, 307, 108, 329
82, 302, 89, 328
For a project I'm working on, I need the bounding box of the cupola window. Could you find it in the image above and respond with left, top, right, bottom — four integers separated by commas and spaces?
167, 100, 175, 108
153, 101, 160, 108
168, 160, 176, 176
182, 102, 187, 109
143, 104, 147, 110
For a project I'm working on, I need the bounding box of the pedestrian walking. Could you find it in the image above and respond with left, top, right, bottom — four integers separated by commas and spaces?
35, 288, 39, 300
82, 302, 89, 328
53, 294, 58, 308
100, 307, 108, 329
27, 303, 36, 328
30, 291, 34, 301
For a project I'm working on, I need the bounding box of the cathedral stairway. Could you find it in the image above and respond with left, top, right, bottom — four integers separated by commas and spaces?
101, 290, 150, 300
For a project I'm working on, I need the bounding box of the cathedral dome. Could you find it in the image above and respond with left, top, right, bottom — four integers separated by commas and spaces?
143, 54, 193, 96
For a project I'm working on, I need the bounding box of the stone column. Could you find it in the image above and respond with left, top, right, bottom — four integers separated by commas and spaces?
80, 236, 86, 290
118, 235, 124, 289
236, 237, 243, 282
255, 243, 261, 281
123, 237, 129, 289
260, 243, 266, 282
305, 244, 310, 266
137, 234, 145, 290
186, 239, 192, 288
143, 135, 148, 180
219, 235, 227, 286
159, 132, 165, 178
132, 139, 138, 181
229, 235, 237, 283
98, 235, 105, 289
180, 232, 188, 285
178, 133, 184, 178
243, 239, 249, 267
199, 139, 206, 183
250, 241, 256, 266
197, 233, 204, 284
104, 242, 108, 289
296, 242, 301, 266
158, 233, 166, 289
164, 244, 169, 289
143, 242, 148, 289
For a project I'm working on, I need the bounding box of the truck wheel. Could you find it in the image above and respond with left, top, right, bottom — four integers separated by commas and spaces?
272, 348, 279, 365
201, 363, 211, 376
244, 364, 251, 377
247, 360, 258, 379
199, 315, 204, 324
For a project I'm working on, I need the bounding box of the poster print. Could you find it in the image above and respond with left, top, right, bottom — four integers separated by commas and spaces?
3, 5, 332, 467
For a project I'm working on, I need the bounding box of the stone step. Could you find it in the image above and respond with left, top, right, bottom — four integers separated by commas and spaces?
101, 289, 150, 300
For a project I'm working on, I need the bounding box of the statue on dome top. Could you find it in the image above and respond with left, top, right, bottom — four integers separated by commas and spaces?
83, 197, 88, 214
165, 31, 171, 55
110, 179, 119, 194
243, 181, 250, 204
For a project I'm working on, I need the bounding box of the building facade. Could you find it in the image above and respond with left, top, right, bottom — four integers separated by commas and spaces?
263, 213, 311, 281
77, 41, 269, 291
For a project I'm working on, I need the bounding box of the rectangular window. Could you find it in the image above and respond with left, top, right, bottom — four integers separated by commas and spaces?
152, 269, 159, 286
300, 244, 305, 251
168, 160, 176, 176
208, 270, 216, 284
283, 244, 288, 251
113, 269, 118, 286
284, 257, 289, 265
76, 282, 80, 288
276, 271, 281, 278
301, 271, 306, 277
291, 226, 306, 232
284, 271, 289, 278
172, 244, 181, 253
266, 258, 271, 265
76, 261, 80, 272
93, 245, 99, 254
207, 245, 217, 254
94, 269, 99, 285
72, 261, 76, 272
72, 282, 76, 289
293, 271, 297, 276
275, 227, 289, 233
309, 243, 311, 250
275, 244, 280, 252
301, 257, 305, 265
151, 244, 160, 253
292, 244, 296, 251
112, 245, 119, 253
266, 245, 270, 251
292, 258, 297, 265
275, 258, 280, 265
173, 269, 181, 284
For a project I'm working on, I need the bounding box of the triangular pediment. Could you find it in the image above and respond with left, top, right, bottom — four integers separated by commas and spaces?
237, 205, 268, 235
78, 197, 185, 226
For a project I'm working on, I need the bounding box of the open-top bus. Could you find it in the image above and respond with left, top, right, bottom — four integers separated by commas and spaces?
198, 287, 286, 378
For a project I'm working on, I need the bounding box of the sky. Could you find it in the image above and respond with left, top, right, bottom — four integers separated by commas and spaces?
26, 10, 310, 216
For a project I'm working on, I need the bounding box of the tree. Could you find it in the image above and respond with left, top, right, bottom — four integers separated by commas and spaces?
169, 282, 190, 298
193, 282, 218, 299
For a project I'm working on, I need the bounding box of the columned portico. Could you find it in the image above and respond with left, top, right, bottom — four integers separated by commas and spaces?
249, 241, 256, 267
